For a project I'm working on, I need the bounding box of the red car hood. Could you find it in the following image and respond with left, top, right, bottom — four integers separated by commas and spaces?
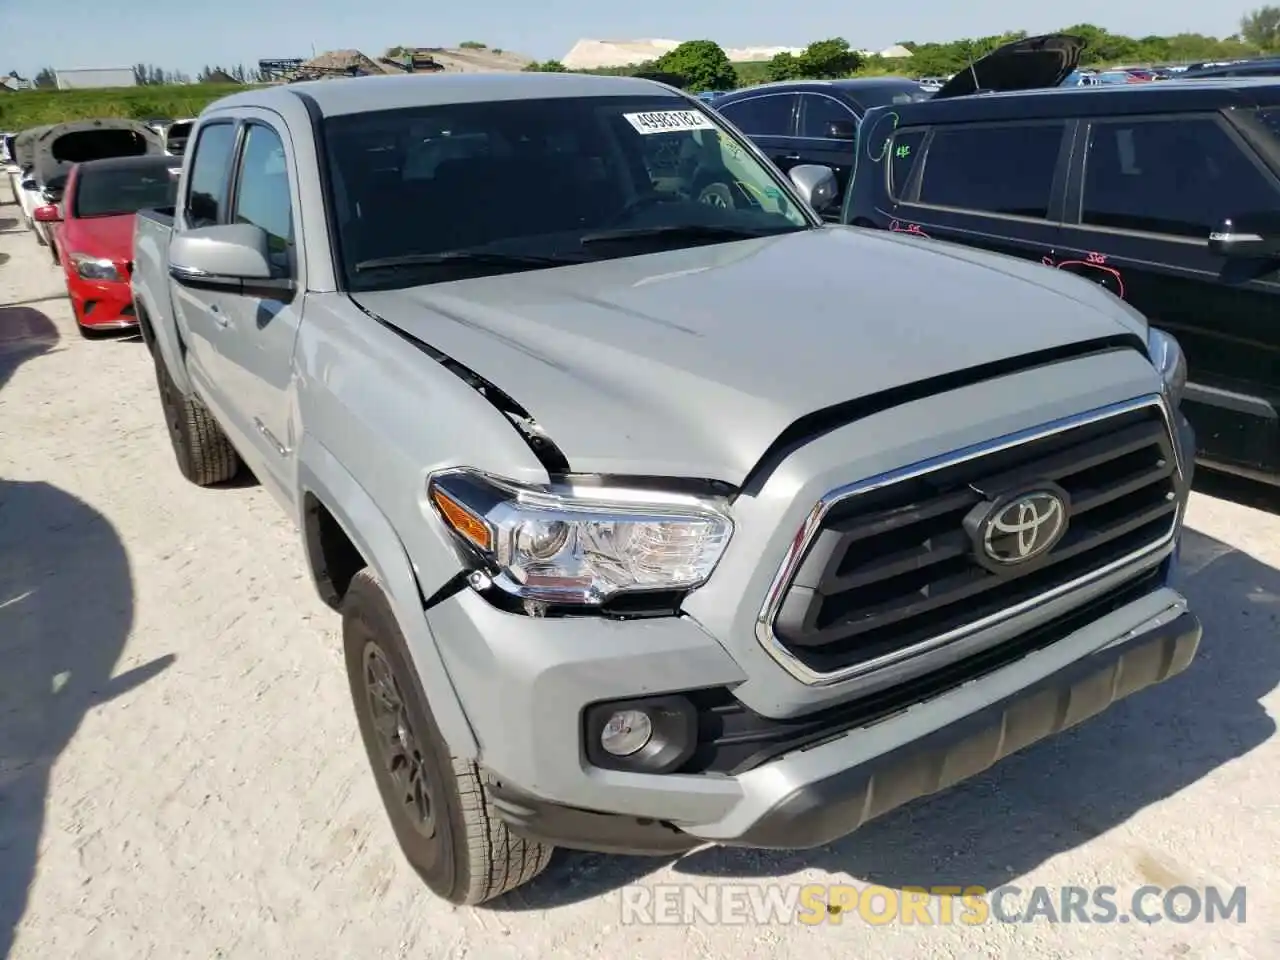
63, 213, 134, 261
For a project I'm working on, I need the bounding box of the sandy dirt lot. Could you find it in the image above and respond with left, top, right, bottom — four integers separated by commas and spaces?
1, 193, 1278, 959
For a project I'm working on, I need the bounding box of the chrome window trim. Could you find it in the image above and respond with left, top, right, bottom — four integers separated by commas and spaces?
754, 393, 1183, 687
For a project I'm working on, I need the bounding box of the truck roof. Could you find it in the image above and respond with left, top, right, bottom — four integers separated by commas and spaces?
206, 72, 678, 118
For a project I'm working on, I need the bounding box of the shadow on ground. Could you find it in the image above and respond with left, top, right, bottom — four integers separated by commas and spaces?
0, 317, 175, 956
492, 528, 1278, 909
0, 307, 59, 395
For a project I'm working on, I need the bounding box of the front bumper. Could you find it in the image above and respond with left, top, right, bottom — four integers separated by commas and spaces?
69, 277, 137, 329
481, 591, 1200, 854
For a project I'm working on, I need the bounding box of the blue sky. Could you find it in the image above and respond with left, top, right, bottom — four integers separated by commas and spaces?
3, 0, 1246, 78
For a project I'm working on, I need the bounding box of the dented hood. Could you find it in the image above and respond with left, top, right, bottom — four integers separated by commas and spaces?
933, 34, 1085, 100
33, 118, 164, 184
12, 125, 54, 172
353, 227, 1146, 484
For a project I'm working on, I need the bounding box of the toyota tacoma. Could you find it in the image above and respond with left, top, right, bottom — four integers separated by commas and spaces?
131, 72, 1202, 905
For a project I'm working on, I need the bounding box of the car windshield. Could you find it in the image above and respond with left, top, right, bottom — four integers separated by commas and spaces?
73, 159, 180, 218
323, 93, 813, 290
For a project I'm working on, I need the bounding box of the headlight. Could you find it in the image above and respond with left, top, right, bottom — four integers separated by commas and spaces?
1148, 327, 1187, 406
71, 253, 120, 281
426, 468, 733, 606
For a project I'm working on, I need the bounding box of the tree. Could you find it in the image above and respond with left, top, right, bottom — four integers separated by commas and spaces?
523, 59, 567, 72
1241, 6, 1280, 49
766, 51, 802, 81
33, 67, 56, 88
653, 40, 737, 91
459, 41, 487, 49
796, 38, 862, 78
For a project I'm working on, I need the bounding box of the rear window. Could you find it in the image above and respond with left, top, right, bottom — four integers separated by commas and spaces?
1257, 107, 1280, 142
74, 161, 179, 218
51, 129, 149, 164
916, 122, 1066, 218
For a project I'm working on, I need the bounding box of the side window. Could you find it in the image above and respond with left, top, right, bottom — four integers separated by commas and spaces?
888, 128, 928, 196
798, 94, 856, 139
718, 95, 795, 136
1082, 116, 1280, 239
231, 124, 294, 276
917, 122, 1066, 218
185, 122, 237, 228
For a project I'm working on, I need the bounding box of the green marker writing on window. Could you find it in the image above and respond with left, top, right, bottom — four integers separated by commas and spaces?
895, 144, 911, 158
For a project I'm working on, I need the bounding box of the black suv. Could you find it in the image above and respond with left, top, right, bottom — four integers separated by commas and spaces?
711, 34, 1086, 215
839, 78, 1280, 486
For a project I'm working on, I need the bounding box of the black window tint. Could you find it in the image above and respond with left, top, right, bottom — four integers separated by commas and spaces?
918, 123, 1065, 218
1258, 107, 1280, 142
232, 124, 293, 275
799, 94, 856, 139
719, 95, 794, 136
185, 123, 237, 227
889, 128, 928, 196
1082, 117, 1280, 238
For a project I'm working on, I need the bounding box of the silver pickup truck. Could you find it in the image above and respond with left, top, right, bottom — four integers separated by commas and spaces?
132, 72, 1202, 905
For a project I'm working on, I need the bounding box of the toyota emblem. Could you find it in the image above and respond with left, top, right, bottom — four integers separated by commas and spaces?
977, 489, 1069, 565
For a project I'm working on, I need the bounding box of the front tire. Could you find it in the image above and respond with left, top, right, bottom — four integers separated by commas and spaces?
342, 568, 553, 904
151, 346, 239, 485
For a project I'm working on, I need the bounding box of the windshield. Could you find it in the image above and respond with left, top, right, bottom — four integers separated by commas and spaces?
323, 94, 813, 290
72, 159, 180, 218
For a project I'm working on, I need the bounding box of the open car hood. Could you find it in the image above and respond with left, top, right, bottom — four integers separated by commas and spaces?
12, 124, 55, 172
932, 34, 1085, 100
32, 118, 164, 184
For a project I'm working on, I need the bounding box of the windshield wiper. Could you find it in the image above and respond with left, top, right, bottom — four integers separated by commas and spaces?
579, 224, 789, 246
354, 250, 583, 272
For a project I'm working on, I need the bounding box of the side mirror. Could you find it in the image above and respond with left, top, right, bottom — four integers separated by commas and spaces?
1208, 214, 1280, 259
33, 204, 60, 222
789, 164, 838, 213
825, 119, 857, 140
169, 223, 294, 296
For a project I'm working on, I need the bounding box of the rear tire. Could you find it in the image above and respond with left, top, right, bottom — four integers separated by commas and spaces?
152, 346, 239, 485
343, 568, 553, 904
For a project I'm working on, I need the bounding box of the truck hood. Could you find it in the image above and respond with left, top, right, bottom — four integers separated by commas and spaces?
353, 226, 1147, 484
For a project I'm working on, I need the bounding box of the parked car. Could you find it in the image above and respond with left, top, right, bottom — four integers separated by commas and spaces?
10, 125, 55, 236
842, 76, 1280, 486
164, 118, 195, 156
18, 119, 165, 245
709, 77, 933, 215
34, 155, 179, 336
1179, 57, 1280, 79
133, 71, 1200, 906
711, 34, 1084, 215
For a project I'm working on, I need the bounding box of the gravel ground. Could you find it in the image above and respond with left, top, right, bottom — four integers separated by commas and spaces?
1, 194, 1278, 959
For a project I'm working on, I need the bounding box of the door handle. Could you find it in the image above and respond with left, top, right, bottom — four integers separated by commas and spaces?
210, 303, 228, 327
783, 153, 801, 161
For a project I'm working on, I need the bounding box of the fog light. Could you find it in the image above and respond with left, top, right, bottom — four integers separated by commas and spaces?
600, 709, 652, 756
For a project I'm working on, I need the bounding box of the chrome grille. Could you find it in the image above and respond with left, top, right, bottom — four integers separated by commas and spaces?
758, 396, 1181, 684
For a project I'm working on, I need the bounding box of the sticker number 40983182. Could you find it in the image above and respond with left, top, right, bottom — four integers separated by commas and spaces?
622, 111, 717, 135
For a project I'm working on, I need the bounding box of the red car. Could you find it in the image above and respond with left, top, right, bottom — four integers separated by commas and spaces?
34, 155, 179, 337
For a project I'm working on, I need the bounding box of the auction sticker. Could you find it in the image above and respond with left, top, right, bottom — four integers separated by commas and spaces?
623, 110, 717, 134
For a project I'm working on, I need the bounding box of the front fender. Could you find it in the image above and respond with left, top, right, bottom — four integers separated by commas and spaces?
296, 433, 479, 758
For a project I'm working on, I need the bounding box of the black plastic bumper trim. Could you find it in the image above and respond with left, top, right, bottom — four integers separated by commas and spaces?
487, 609, 1201, 855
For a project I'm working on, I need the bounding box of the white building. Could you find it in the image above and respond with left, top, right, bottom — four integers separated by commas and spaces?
561, 38, 804, 70
54, 67, 137, 90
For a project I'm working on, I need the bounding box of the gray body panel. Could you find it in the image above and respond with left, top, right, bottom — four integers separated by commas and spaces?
32, 118, 164, 184
356, 226, 1147, 484
132, 73, 1198, 853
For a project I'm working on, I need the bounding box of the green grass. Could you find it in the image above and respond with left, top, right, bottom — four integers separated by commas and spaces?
0, 84, 253, 130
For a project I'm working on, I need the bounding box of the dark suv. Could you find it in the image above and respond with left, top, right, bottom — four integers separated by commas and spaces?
839, 78, 1280, 486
